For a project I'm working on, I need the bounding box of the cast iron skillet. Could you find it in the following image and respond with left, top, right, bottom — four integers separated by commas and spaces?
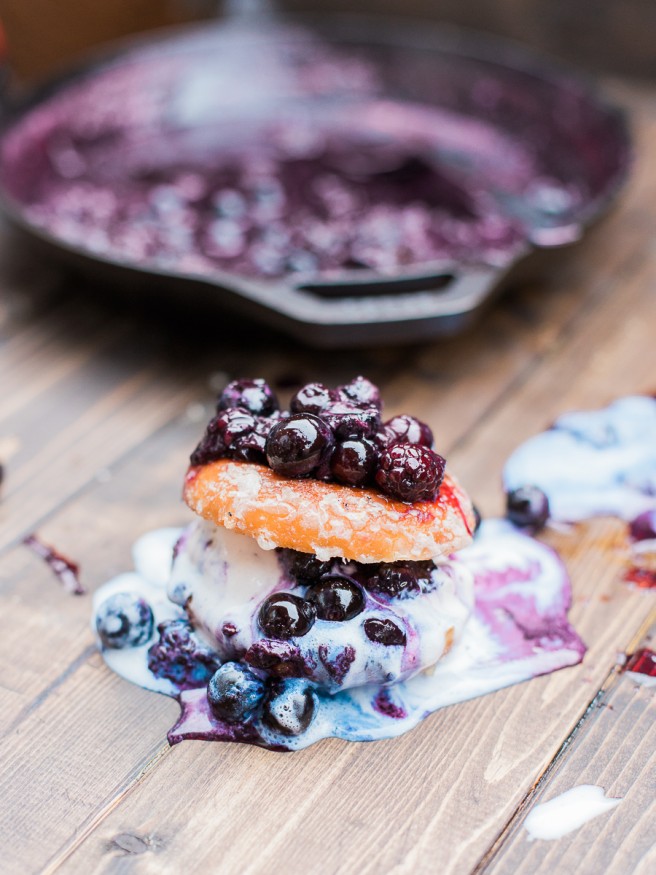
0, 15, 630, 347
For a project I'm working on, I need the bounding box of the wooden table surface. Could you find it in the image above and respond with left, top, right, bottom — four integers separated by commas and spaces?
1, 78, 655, 875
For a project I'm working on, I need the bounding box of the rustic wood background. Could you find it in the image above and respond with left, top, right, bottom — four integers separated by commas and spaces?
0, 71, 655, 875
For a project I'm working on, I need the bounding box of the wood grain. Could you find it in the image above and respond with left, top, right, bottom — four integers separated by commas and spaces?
0, 79, 654, 875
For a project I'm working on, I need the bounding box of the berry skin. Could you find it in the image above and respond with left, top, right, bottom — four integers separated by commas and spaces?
190, 408, 255, 466
207, 662, 266, 723
283, 549, 334, 584
323, 401, 381, 440
368, 563, 430, 599
147, 619, 221, 689
375, 444, 445, 503
338, 376, 382, 410
262, 680, 316, 736
380, 414, 433, 448
290, 382, 336, 415
363, 618, 407, 646
95, 592, 154, 649
330, 437, 376, 486
217, 378, 279, 416
305, 575, 365, 621
629, 510, 656, 542
258, 593, 316, 639
472, 504, 482, 534
506, 486, 550, 530
266, 413, 334, 477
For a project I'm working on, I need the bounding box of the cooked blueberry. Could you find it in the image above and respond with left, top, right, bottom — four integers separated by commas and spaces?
262, 680, 316, 736
95, 592, 154, 649
244, 640, 308, 678
380, 414, 433, 448
147, 618, 221, 689
217, 378, 279, 416
306, 575, 365, 621
363, 618, 407, 646
232, 419, 269, 463
190, 408, 256, 465
266, 413, 334, 477
472, 504, 482, 534
506, 485, 550, 530
330, 437, 376, 486
368, 563, 429, 598
258, 593, 316, 639
290, 382, 336, 415
323, 401, 381, 439
207, 662, 266, 723
375, 444, 445, 503
283, 549, 334, 584
629, 510, 656, 542
338, 376, 382, 410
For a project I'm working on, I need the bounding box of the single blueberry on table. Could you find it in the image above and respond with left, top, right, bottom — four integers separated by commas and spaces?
305, 575, 365, 621
363, 618, 407, 646
207, 662, 266, 723
506, 485, 550, 530
258, 593, 316, 639
95, 592, 154, 649
217, 378, 279, 417
375, 444, 445, 503
265, 413, 334, 477
330, 437, 376, 486
262, 679, 317, 736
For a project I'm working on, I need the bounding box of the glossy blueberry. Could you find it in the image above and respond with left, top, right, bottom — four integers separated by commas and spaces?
506, 485, 550, 530
306, 575, 365, 621
330, 437, 377, 486
258, 593, 316, 639
380, 414, 433, 448
338, 376, 382, 410
217, 378, 279, 416
368, 563, 432, 598
283, 549, 334, 584
375, 444, 445, 503
290, 382, 335, 415
95, 592, 154, 649
266, 413, 334, 477
190, 408, 255, 466
363, 618, 407, 646
262, 680, 316, 736
322, 401, 381, 440
147, 618, 221, 689
207, 662, 266, 723
231, 416, 274, 463
629, 509, 656, 542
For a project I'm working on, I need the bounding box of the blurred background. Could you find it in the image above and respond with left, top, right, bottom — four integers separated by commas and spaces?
1, 0, 655, 84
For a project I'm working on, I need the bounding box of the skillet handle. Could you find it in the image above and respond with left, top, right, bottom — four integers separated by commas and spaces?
246, 262, 514, 347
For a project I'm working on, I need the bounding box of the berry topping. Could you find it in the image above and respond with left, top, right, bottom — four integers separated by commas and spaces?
338, 376, 382, 410
207, 662, 266, 723
217, 378, 279, 416
282, 549, 334, 583
305, 575, 365, 621
190, 408, 256, 466
363, 618, 407, 646
147, 619, 221, 689
258, 593, 316, 639
322, 402, 380, 439
629, 510, 656, 542
262, 680, 316, 736
506, 485, 550, 530
266, 413, 334, 477
95, 593, 154, 649
375, 444, 445, 503
368, 562, 433, 598
380, 414, 433, 448
472, 504, 482, 534
290, 382, 335, 415
244, 640, 310, 678
330, 437, 376, 486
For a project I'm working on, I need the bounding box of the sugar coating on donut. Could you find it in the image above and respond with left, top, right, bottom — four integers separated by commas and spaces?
184, 459, 475, 563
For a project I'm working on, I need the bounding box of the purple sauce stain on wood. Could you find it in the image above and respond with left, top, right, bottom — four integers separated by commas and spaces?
23, 534, 85, 595
624, 648, 656, 678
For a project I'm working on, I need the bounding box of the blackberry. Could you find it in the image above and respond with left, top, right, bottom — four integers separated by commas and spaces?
375, 444, 445, 503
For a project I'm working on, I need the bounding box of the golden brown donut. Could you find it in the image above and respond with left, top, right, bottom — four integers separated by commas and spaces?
184, 459, 475, 563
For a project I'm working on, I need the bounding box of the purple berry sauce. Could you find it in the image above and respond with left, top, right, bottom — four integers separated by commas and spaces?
23, 534, 85, 595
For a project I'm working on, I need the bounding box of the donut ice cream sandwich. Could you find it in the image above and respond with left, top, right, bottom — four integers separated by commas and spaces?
164, 376, 476, 734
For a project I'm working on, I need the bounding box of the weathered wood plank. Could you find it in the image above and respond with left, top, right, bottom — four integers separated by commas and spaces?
483, 618, 656, 875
